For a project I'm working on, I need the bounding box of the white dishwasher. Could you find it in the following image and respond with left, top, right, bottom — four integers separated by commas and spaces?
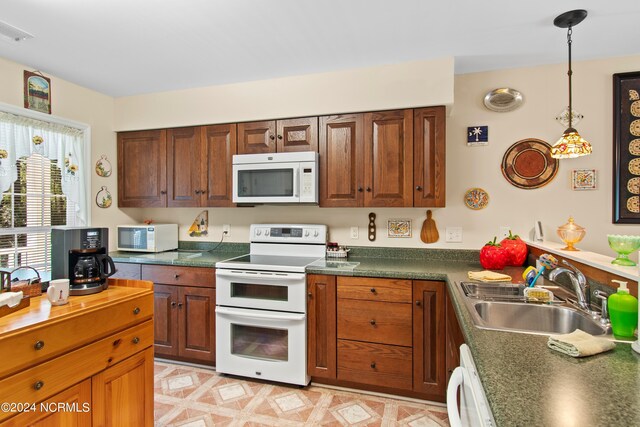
447, 344, 496, 427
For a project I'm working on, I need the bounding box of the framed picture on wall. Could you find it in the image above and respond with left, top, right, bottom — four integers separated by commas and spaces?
23, 70, 51, 114
613, 71, 640, 223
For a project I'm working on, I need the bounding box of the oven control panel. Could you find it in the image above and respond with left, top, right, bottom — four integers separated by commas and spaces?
250, 224, 327, 244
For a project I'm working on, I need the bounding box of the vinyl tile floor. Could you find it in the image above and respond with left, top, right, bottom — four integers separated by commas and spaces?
154, 361, 450, 427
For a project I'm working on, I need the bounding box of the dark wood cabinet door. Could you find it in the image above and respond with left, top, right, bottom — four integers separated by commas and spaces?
319, 114, 364, 207
413, 280, 446, 400
276, 117, 318, 152
167, 127, 201, 207
364, 110, 413, 207
307, 274, 337, 379
237, 120, 276, 154
414, 107, 446, 207
178, 286, 216, 364
201, 124, 237, 207
446, 289, 464, 384
117, 130, 167, 207
153, 284, 179, 357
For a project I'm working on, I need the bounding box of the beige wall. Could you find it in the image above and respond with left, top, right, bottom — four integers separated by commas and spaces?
0, 56, 137, 246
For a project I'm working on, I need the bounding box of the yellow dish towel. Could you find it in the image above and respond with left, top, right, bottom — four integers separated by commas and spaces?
467, 270, 512, 282
547, 329, 615, 357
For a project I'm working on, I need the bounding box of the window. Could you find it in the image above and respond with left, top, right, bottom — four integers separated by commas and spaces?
0, 109, 88, 273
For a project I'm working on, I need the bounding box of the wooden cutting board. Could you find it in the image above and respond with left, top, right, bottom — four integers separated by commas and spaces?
420, 210, 439, 244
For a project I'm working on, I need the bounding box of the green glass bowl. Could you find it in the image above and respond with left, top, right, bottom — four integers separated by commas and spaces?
607, 234, 640, 266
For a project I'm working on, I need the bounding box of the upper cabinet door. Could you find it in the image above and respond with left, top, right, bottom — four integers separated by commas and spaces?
364, 110, 414, 207
319, 114, 364, 207
167, 127, 201, 207
237, 120, 276, 154
201, 124, 237, 207
117, 130, 167, 207
414, 107, 446, 207
276, 117, 318, 152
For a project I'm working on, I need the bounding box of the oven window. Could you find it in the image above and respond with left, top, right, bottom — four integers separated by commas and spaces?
231, 324, 288, 361
231, 282, 288, 301
237, 169, 294, 197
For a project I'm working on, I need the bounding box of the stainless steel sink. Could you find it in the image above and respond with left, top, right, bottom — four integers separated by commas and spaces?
472, 301, 608, 336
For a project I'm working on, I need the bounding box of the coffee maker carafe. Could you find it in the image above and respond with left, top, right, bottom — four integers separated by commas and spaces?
52, 227, 117, 295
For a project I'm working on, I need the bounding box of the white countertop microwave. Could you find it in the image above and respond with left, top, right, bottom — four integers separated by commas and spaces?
117, 224, 178, 252
232, 152, 318, 204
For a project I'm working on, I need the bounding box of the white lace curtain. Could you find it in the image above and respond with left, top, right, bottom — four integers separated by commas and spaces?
0, 111, 88, 225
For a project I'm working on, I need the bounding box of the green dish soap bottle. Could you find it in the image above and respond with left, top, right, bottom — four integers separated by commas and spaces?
608, 280, 638, 338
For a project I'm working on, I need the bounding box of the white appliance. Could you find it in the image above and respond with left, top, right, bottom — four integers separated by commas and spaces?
232, 152, 319, 204
447, 344, 496, 427
116, 224, 178, 252
215, 224, 327, 386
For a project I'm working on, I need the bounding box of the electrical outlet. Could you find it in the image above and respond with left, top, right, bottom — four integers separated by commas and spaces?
499, 226, 510, 239
222, 224, 231, 236
350, 227, 359, 239
445, 227, 463, 243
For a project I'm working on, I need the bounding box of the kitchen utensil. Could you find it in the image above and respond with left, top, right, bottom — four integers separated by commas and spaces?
529, 254, 558, 287
47, 279, 70, 306
523, 287, 554, 303
557, 216, 586, 251
607, 235, 640, 266
420, 210, 439, 243
368, 213, 376, 241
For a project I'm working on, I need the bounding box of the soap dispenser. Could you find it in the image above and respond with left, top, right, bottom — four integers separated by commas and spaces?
608, 280, 638, 339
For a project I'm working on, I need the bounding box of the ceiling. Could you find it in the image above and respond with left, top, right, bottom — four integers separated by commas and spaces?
1, 0, 639, 97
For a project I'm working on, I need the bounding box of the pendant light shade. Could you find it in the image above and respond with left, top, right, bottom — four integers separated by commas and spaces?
551, 9, 592, 159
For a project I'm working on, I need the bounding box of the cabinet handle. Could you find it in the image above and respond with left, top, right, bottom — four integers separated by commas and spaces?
195, 190, 200, 194
370, 288, 376, 293
269, 134, 275, 140
415, 300, 422, 306
171, 301, 177, 307
416, 185, 423, 191
160, 190, 167, 195
132, 337, 140, 344
308, 292, 312, 298
370, 362, 376, 369
277, 134, 283, 140
357, 186, 363, 192
34, 340, 45, 351
369, 319, 376, 326
366, 187, 371, 192
33, 381, 44, 391
133, 307, 141, 315
178, 302, 183, 309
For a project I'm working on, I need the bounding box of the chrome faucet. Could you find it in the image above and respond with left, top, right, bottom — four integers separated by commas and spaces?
548, 260, 591, 312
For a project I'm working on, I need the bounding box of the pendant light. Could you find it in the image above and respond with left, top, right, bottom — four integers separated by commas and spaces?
550, 9, 592, 159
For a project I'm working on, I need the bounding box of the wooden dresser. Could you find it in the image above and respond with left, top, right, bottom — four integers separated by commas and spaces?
0, 279, 154, 426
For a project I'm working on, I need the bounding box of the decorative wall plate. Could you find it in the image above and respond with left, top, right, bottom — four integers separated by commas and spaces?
631, 100, 640, 118
464, 188, 489, 210
629, 158, 640, 176
628, 177, 640, 194
631, 119, 640, 137
95, 186, 112, 208
629, 139, 640, 156
483, 88, 523, 112
387, 219, 412, 238
95, 154, 112, 177
571, 169, 597, 191
501, 139, 559, 189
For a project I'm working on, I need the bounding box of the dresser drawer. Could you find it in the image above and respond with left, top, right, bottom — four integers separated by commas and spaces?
0, 293, 153, 380
113, 262, 142, 280
0, 320, 153, 423
337, 277, 411, 303
337, 339, 412, 390
337, 299, 412, 346
142, 265, 214, 287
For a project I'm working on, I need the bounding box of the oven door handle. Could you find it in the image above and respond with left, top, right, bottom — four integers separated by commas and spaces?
216, 306, 306, 321
216, 270, 306, 282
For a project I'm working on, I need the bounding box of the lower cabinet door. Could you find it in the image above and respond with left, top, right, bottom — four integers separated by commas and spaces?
92, 347, 154, 427
1, 379, 91, 427
153, 284, 179, 357
178, 286, 216, 364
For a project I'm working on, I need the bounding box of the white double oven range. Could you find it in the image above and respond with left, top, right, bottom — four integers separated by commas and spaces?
215, 224, 327, 386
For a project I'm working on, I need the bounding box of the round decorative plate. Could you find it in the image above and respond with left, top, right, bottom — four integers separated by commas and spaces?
627, 196, 640, 213
631, 100, 640, 118
627, 177, 640, 194
501, 139, 559, 189
464, 188, 489, 210
629, 158, 640, 176
629, 139, 640, 156
483, 88, 524, 112
631, 119, 640, 137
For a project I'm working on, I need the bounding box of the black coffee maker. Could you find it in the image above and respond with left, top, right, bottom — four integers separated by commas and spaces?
52, 227, 117, 295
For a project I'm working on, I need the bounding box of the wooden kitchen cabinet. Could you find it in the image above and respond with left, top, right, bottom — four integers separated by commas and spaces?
117, 129, 167, 207
446, 288, 465, 384
413, 106, 446, 207
201, 124, 237, 206
413, 280, 446, 400
112, 262, 142, 280
307, 274, 337, 379
167, 127, 202, 207
143, 265, 216, 365
238, 117, 318, 154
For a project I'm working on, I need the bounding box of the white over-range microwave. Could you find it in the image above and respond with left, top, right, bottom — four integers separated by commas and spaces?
117, 224, 178, 252
232, 152, 318, 204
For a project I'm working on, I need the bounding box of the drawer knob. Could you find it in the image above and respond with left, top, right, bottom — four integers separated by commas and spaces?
369, 319, 376, 326
133, 307, 141, 315
416, 185, 423, 191
370, 362, 376, 369
113, 339, 122, 347
415, 300, 422, 307
132, 337, 140, 344
174, 274, 180, 279
33, 381, 44, 391
370, 288, 376, 293
34, 340, 45, 351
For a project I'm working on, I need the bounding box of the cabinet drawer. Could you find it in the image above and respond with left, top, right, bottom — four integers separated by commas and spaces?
113, 262, 142, 280
337, 277, 411, 303
0, 320, 153, 423
142, 265, 214, 287
0, 293, 152, 380
337, 299, 412, 346
337, 339, 412, 390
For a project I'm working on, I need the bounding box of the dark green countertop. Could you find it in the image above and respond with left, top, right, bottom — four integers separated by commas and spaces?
109, 250, 245, 267
109, 249, 640, 426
